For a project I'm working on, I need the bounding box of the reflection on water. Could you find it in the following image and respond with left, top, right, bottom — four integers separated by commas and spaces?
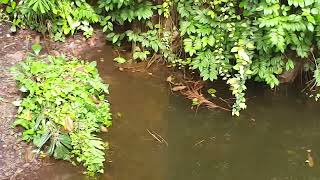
29, 46, 320, 180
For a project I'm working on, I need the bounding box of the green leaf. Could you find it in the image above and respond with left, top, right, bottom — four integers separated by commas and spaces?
113, 57, 126, 64
307, 23, 314, 31
32, 44, 42, 55
35, 131, 51, 149
13, 119, 30, 129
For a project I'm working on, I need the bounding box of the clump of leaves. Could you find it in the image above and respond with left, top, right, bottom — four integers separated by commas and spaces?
2, 0, 99, 40
113, 56, 126, 64
11, 55, 112, 175
0, 8, 9, 22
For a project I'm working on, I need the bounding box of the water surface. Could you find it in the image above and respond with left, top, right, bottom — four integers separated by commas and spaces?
32, 45, 320, 180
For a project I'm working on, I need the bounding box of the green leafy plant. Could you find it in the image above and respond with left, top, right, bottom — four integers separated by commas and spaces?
98, 0, 176, 61
173, 0, 320, 115
113, 56, 126, 64
11, 55, 112, 175
3, 0, 320, 115
133, 47, 150, 61
2, 0, 99, 39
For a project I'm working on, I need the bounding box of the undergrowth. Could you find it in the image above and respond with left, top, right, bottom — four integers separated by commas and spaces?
2, 0, 320, 116
98, 0, 320, 116
1, 0, 99, 41
11, 55, 112, 175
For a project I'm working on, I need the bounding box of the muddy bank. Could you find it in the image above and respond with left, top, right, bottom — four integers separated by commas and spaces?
0, 22, 40, 179
0, 22, 107, 179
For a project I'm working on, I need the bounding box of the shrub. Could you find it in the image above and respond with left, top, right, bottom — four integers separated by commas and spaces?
11, 55, 112, 175
1, 0, 99, 40
99, 0, 320, 115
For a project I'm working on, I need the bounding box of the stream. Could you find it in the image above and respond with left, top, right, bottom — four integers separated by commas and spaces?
29, 45, 320, 180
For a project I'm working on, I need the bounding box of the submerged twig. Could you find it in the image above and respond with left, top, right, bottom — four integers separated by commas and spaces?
147, 129, 168, 146
218, 97, 232, 108
193, 139, 205, 147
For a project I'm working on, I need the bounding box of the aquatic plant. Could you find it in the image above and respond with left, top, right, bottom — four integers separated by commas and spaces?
11, 55, 112, 175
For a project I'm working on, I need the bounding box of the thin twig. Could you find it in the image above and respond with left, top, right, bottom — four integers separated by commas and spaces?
3, 42, 15, 49
218, 97, 231, 108
147, 129, 168, 146
147, 129, 162, 143
193, 139, 205, 147
153, 131, 168, 147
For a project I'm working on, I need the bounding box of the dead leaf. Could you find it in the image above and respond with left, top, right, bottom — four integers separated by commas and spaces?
166, 76, 173, 83
75, 66, 84, 72
91, 95, 100, 104
64, 116, 74, 132
100, 126, 108, 133
26, 111, 32, 121
172, 86, 187, 92
306, 150, 314, 167
24, 146, 35, 162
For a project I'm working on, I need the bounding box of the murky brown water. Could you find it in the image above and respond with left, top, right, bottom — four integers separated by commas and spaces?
31, 45, 320, 180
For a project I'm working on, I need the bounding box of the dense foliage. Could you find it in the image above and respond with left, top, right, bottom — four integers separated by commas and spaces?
1, 0, 99, 40
97, 0, 320, 116
11, 55, 112, 175
2, 0, 320, 116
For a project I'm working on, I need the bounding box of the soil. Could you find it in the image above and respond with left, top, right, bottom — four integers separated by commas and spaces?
0, 22, 41, 180
0, 21, 107, 179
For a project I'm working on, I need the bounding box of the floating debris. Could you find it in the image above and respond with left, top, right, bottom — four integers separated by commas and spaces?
305, 149, 314, 167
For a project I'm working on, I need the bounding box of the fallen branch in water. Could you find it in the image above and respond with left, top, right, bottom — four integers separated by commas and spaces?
166, 75, 230, 111
181, 81, 230, 111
